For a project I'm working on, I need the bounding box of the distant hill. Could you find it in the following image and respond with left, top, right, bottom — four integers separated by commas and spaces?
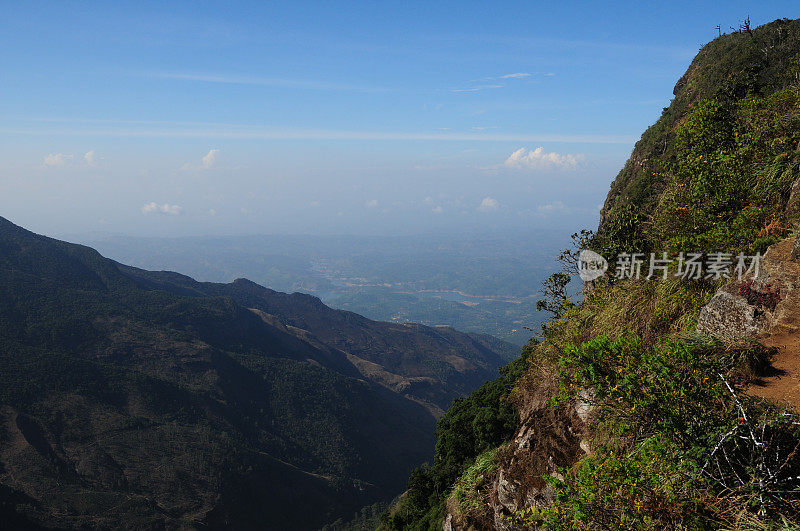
0, 216, 516, 529
76, 232, 565, 345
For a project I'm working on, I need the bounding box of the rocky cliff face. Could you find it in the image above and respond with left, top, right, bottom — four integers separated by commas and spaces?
441, 373, 595, 529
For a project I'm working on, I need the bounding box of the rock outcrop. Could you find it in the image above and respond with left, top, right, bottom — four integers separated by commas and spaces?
444, 381, 593, 530
697, 288, 770, 338
698, 237, 800, 338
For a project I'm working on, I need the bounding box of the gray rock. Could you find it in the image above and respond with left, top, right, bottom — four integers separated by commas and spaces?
496, 470, 518, 513
792, 236, 800, 261
696, 291, 768, 338
575, 388, 595, 423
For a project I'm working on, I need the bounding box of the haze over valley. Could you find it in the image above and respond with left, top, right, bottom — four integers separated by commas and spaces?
77, 230, 570, 345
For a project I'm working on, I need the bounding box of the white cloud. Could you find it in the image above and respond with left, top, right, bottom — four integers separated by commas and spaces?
43, 153, 74, 167
201, 149, 219, 169
451, 84, 504, 93
365, 199, 379, 208
477, 197, 500, 212
182, 149, 220, 171
503, 147, 584, 171
44, 150, 100, 168
500, 72, 531, 79
141, 202, 182, 215
208, 208, 217, 216
310, 200, 320, 207
537, 201, 567, 214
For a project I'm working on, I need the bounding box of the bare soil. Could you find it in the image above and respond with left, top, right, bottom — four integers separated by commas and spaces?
749, 333, 800, 409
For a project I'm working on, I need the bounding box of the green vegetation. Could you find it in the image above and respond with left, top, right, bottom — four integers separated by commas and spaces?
510, 334, 797, 528
452, 448, 500, 515
322, 501, 392, 531
597, 18, 800, 260
382, 351, 530, 530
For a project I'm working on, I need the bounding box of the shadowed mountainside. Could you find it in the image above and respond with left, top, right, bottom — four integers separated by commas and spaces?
0, 216, 514, 529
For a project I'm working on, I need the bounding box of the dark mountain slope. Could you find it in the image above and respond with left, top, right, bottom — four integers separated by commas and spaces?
117, 266, 516, 415
0, 216, 512, 529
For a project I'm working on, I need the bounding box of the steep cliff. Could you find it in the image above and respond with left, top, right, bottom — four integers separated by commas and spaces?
390, 18, 800, 530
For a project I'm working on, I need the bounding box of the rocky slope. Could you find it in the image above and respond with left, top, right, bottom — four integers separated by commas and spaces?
118, 267, 515, 418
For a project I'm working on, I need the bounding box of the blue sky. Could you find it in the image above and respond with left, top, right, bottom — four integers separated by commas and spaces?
1, 1, 797, 237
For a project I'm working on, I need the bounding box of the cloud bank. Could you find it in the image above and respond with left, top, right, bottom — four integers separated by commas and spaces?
43, 153, 74, 167
477, 197, 500, 212
504, 147, 584, 170
141, 202, 182, 215
43, 150, 98, 168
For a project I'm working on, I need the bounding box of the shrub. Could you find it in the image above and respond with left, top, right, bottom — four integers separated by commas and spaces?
739, 279, 782, 310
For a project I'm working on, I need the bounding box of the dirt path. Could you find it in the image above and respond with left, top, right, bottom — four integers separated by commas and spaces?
749, 333, 800, 409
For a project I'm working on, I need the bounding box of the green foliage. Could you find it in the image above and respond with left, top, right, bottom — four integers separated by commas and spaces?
596, 203, 649, 258
536, 272, 574, 320
510, 436, 707, 529
598, 19, 800, 261
383, 351, 530, 530
527, 334, 800, 527
322, 501, 391, 531
554, 335, 749, 447
654, 87, 800, 256
452, 448, 499, 514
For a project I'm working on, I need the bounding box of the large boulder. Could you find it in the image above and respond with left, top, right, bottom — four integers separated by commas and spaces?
697, 289, 769, 338
697, 237, 800, 338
